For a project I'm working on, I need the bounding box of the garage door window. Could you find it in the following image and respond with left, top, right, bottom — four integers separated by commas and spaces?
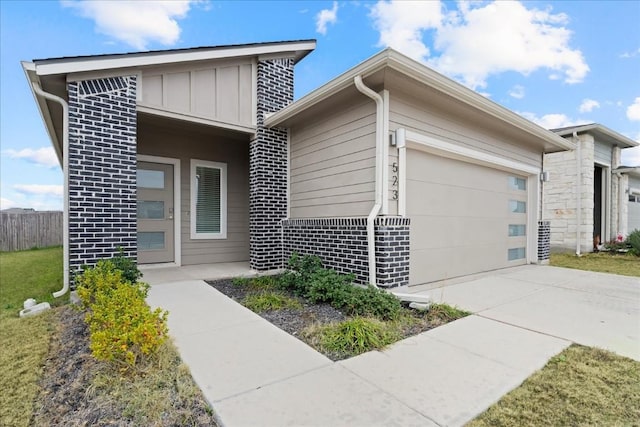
509, 200, 526, 213
509, 176, 527, 191
508, 224, 526, 236
508, 247, 526, 260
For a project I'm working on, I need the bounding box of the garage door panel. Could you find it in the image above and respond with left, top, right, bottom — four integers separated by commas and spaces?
407, 150, 530, 286
629, 202, 640, 232
411, 216, 513, 249
408, 181, 510, 218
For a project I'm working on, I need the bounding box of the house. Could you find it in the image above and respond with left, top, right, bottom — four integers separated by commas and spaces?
23, 40, 574, 289
542, 124, 639, 253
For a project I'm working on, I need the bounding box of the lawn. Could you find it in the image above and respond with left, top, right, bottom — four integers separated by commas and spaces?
0, 246, 64, 427
469, 344, 640, 426
550, 252, 640, 277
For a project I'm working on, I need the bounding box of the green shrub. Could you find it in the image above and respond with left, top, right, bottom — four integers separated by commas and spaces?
242, 292, 302, 312
309, 317, 399, 356
111, 246, 143, 284
232, 277, 251, 286
86, 280, 168, 367
76, 261, 168, 369
279, 253, 402, 320
627, 229, 640, 256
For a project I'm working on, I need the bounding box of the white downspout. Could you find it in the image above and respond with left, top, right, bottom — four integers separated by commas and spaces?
354, 75, 383, 287
575, 131, 582, 256
32, 82, 70, 297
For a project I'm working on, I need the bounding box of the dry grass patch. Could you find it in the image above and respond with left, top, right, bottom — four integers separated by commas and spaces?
469, 345, 640, 426
550, 252, 640, 277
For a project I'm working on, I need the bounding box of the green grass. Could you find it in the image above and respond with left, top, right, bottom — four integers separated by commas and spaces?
242, 291, 302, 312
0, 247, 63, 427
550, 252, 640, 277
304, 317, 400, 357
469, 344, 640, 426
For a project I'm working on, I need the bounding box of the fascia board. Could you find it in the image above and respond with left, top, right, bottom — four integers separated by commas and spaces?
34, 41, 316, 76
21, 62, 63, 166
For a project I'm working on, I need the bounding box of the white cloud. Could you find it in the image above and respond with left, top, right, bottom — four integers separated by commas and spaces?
370, 1, 589, 90
62, 0, 195, 50
13, 184, 63, 197
578, 98, 600, 113
518, 111, 589, 130
508, 85, 525, 99
626, 97, 640, 121
621, 136, 640, 166
4, 147, 59, 168
370, 0, 442, 61
620, 48, 640, 58
0, 197, 18, 210
316, 2, 338, 35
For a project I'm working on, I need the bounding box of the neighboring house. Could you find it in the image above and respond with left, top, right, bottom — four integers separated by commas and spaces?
543, 124, 639, 253
23, 40, 574, 289
625, 167, 640, 232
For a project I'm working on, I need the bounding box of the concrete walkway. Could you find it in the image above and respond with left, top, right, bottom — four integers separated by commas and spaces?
146, 265, 638, 427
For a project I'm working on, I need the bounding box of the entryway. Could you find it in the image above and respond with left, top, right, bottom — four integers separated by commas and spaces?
137, 160, 175, 264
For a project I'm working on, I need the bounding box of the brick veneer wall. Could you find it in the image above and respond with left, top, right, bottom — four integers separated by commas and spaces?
281, 217, 410, 288
538, 220, 551, 262
249, 58, 294, 271
67, 76, 137, 273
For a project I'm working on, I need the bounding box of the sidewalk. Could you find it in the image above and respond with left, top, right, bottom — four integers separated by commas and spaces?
147, 279, 570, 427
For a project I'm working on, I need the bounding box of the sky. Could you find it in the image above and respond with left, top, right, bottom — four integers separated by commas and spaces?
1, 0, 639, 211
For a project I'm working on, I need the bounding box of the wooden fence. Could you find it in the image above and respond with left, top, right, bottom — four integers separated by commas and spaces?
0, 211, 63, 251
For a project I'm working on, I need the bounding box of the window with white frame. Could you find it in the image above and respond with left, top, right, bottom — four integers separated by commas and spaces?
190, 159, 227, 239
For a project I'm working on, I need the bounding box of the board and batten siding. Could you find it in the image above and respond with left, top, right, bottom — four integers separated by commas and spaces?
594, 140, 613, 165
138, 122, 249, 265
289, 100, 377, 218
140, 59, 255, 128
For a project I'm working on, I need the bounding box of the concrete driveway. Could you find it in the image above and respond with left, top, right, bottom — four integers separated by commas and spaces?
409, 265, 640, 361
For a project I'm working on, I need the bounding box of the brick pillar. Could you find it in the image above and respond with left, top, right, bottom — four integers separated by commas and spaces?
375, 217, 410, 287
250, 58, 293, 270
538, 220, 551, 262
67, 76, 137, 273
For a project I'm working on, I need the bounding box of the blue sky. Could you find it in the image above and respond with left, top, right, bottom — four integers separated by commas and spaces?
1, 0, 639, 210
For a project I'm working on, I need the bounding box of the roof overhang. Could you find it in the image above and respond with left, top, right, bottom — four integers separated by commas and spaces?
552, 123, 638, 148
265, 48, 575, 153
614, 166, 640, 178
29, 40, 316, 76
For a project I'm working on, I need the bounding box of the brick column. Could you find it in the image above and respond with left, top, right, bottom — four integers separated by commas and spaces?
250, 58, 294, 270
374, 217, 410, 287
67, 76, 137, 273
538, 220, 551, 263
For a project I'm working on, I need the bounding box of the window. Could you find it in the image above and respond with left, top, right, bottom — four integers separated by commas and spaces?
190, 159, 227, 239
137, 169, 165, 189
508, 176, 527, 191
509, 200, 527, 213
630, 194, 640, 203
138, 232, 165, 250
508, 247, 526, 261
509, 224, 526, 237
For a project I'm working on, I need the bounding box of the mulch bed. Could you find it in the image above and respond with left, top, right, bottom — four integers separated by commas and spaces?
207, 278, 451, 361
30, 306, 215, 426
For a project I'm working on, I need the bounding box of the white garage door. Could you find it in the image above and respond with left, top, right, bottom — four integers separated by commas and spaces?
629, 196, 640, 232
407, 150, 529, 285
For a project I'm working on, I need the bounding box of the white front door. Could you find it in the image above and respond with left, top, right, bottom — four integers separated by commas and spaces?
137, 161, 174, 264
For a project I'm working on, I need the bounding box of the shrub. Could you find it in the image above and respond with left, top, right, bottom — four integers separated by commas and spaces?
111, 246, 143, 284
86, 280, 168, 367
338, 285, 402, 320
279, 253, 324, 295
308, 317, 399, 356
76, 260, 168, 369
242, 292, 302, 312
627, 229, 640, 256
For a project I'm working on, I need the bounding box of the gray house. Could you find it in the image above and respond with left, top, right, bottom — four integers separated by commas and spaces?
543, 124, 639, 253
23, 40, 574, 290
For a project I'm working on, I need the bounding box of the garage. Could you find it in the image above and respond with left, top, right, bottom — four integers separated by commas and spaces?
407, 149, 530, 285
629, 193, 640, 233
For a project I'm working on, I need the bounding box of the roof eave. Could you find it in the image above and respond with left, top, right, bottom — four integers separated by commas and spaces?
266, 49, 574, 152
22, 61, 63, 167
33, 40, 317, 76
553, 124, 638, 148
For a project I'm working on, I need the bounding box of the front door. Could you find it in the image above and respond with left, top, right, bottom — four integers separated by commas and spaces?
137, 161, 174, 264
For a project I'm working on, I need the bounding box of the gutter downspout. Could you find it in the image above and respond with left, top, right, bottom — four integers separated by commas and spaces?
575, 131, 581, 256
354, 75, 383, 287
32, 82, 70, 297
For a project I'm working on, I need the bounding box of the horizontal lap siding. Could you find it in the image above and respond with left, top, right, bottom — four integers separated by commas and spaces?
138, 123, 249, 265
389, 96, 542, 167
290, 100, 377, 218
